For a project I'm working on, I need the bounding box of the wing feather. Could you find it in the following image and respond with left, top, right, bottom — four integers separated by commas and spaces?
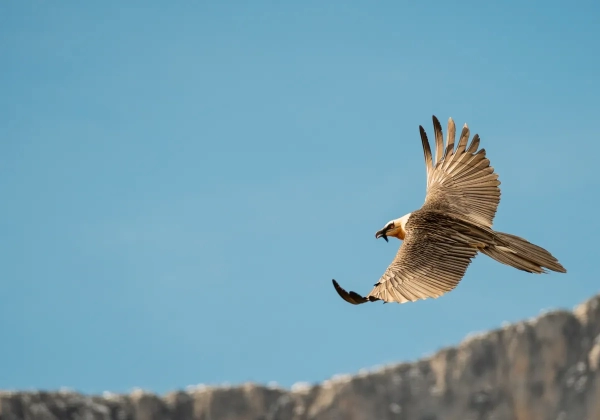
444, 117, 456, 159
433, 115, 445, 166
419, 125, 434, 180
332, 213, 487, 305
422, 116, 501, 227
466, 134, 481, 153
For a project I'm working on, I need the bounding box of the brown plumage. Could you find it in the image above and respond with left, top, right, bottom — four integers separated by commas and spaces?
332, 115, 566, 305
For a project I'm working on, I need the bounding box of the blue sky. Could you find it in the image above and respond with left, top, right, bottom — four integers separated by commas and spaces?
1, 0, 599, 395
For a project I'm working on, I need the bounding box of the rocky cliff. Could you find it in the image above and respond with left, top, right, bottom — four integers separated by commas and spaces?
2, 293, 600, 420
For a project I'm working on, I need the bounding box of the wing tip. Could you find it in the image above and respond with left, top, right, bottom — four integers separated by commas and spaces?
332, 279, 375, 305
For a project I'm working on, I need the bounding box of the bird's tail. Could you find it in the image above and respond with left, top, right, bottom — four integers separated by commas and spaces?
480, 231, 567, 274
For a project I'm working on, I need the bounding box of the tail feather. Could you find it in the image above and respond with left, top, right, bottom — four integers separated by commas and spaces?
480, 232, 566, 274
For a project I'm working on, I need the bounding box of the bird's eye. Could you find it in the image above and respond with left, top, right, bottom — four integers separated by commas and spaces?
387, 223, 395, 229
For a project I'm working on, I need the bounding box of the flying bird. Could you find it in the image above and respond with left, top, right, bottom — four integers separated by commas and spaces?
332, 115, 566, 305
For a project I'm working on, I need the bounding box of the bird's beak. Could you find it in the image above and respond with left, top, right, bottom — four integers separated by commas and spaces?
375, 228, 389, 242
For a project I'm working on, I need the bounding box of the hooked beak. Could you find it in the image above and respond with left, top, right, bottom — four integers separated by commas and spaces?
375, 228, 389, 242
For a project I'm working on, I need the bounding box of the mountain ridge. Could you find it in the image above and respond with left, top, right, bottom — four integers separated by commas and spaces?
2, 292, 600, 420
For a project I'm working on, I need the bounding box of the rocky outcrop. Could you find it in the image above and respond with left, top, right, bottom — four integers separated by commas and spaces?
2, 294, 600, 420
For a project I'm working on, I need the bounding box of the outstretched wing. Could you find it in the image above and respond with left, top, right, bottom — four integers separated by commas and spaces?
332, 213, 484, 305
419, 115, 501, 228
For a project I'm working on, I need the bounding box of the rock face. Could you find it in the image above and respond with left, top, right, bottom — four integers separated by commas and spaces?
2, 294, 600, 420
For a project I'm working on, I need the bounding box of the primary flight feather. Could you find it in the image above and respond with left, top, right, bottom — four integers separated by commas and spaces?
332, 115, 566, 305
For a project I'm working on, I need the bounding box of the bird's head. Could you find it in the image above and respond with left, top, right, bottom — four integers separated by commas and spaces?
375, 214, 411, 242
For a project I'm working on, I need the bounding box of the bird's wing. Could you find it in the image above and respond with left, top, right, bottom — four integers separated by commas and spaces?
332, 213, 486, 305
419, 115, 501, 228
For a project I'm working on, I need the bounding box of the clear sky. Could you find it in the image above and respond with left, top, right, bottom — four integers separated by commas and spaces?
1, 0, 599, 395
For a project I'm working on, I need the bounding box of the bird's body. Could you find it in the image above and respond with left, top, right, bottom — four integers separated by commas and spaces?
332, 115, 566, 306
